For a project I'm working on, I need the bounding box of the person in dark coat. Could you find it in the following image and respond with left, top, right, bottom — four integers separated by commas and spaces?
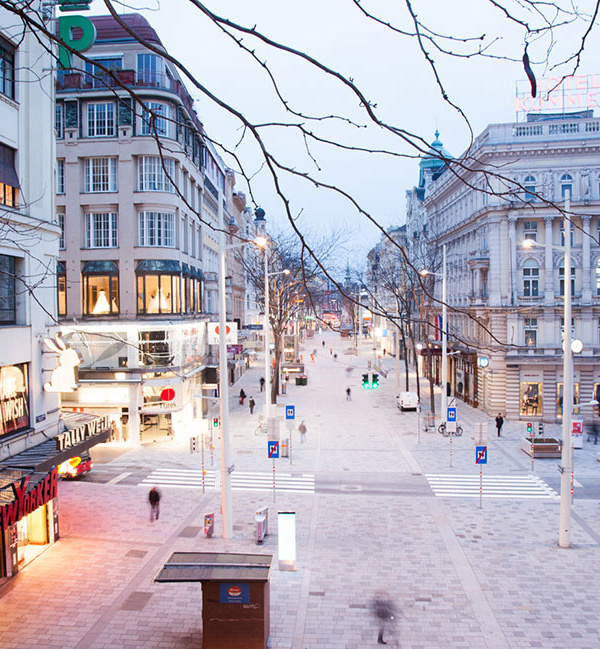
249, 396, 256, 414
495, 413, 504, 437
371, 594, 396, 645
149, 486, 161, 522
259, 377, 265, 392
239, 388, 246, 405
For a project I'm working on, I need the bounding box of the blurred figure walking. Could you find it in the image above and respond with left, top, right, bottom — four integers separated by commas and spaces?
298, 421, 307, 443
149, 486, 161, 522
249, 396, 256, 414
371, 593, 396, 645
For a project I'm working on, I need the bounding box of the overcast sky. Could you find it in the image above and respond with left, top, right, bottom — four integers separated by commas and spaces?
91, 0, 600, 272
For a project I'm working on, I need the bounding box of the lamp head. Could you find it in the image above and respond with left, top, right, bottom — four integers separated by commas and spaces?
522, 239, 535, 249
283, 269, 291, 275
420, 269, 429, 277
255, 236, 268, 248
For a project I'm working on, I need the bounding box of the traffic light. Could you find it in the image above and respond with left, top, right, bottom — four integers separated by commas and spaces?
189, 435, 199, 453
362, 373, 370, 389
526, 422, 533, 434
212, 417, 220, 428
371, 373, 380, 389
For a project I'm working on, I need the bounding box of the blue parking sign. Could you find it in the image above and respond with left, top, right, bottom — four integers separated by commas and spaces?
447, 407, 457, 422
286, 405, 295, 420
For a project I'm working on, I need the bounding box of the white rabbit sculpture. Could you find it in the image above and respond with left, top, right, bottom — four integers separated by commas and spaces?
43, 334, 82, 392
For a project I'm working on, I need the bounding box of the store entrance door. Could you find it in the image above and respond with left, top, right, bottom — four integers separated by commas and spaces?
140, 413, 173, 444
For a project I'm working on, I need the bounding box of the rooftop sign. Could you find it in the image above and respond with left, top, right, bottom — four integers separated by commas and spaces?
516, 74, 600, 120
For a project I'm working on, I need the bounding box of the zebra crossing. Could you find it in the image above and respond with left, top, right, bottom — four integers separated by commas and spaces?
138, 467, 315, 494
425, 473, 559, 500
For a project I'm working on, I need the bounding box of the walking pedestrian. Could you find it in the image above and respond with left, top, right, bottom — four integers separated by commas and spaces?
259, 377, 265, 392
322, 340, 325, 347
248, 396, 256, 414
148, 486, 161, 522
371, 593, 396, 645
333, 353, 338, 361
330, 347, 333, 355
310, 353, 315, 363
346, 387, 351, 401
298, 420, 307, 443
495, 412, 504, 437
239, 388, 246, 405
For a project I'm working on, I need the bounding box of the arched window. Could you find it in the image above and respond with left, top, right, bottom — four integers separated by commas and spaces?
522, 259, 540, 297
560, 173, 573, 199
558, 258, 575, 296
524, 175, 536, 200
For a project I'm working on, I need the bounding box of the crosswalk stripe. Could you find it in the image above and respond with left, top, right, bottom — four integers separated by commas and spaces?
137, 468, 315, 493
426, 474, 558, 499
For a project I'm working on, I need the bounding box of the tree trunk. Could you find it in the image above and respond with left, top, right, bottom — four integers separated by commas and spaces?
399, 323, 409, 391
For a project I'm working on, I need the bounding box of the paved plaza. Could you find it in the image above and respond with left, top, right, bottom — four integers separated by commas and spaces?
1, 332, 599, 649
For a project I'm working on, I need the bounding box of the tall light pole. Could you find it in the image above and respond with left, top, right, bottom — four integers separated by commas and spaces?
217, 196, 233, 539
559, 190, 573, 548
420, 243, 448, 428
521, 191, 573, 548
264, 242, 271, 419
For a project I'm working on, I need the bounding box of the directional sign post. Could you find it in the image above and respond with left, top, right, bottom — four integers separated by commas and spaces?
268, 441, 279, 502
475, 445, 487, 509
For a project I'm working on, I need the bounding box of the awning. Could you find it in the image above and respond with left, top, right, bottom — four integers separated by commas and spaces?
82, 260, 118, 274
0, 412, 111, 473
57, 260, 66, 274
136, 259, 181, 273
0, 142, 19, 189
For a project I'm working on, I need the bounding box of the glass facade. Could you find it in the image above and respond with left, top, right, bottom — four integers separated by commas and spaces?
520, 382, 541, 416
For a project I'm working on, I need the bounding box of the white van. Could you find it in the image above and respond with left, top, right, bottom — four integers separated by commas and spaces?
396, 391, 419, 411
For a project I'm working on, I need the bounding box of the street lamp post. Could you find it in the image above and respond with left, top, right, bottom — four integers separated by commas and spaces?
420, 243, 448, 429
264, 243, 271, 420
522, 191, 573, 548
559, 190, 573, 548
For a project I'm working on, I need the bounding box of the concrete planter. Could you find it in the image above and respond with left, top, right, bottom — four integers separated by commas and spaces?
520, 437, 562, 458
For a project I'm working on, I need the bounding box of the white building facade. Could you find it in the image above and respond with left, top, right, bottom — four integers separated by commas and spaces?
409, 113, 600, 423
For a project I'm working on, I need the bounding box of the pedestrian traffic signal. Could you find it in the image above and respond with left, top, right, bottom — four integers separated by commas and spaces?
190, 435, 198, 453
526, 422, 533, 434
212, 417, 220, 428
371, 373, 380, 389
362, 373, 370, 389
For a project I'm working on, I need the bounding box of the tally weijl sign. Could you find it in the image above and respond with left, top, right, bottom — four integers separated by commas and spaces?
55, 414, 110, 451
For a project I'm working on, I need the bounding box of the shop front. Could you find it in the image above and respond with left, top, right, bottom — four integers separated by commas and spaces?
0, 412, 111, 579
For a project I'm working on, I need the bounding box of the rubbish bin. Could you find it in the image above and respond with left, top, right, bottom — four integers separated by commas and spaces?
155, 552, 273, 649
427, 412, 435, 429
281, 438, 289, 458
255, 513, 267, 544
573, 419, 583, 449
204, 513, 214, 538
296, 374, 307, 386
281, 382, 287, 395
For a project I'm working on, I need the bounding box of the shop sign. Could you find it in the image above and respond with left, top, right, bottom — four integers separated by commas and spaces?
219, 583, 250, 604
1, 364, 30, 438
207, 322, 238, 345
141, 382, 183, 413
227, 344, 244, 355
55, 414, 110, 451
0, 467, 58, 533
57, 1, 97, 70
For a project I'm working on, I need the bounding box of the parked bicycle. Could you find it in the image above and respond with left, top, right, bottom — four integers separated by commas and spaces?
253, 417, 269, 436
438, 422, 463, 437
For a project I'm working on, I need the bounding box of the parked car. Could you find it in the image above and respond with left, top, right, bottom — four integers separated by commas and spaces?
58, 452, 93, 479
396, 391, 419, 411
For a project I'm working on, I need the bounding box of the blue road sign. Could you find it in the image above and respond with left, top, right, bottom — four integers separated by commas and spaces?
268, 441, 279, 458
285, 405, 295, 420
447, 407, 457, 422
475, 446, 487, 464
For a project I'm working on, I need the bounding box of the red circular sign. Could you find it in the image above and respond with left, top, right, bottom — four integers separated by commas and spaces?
161, 388, 176, 402
228, 585, 242, 597
214, 325, 231, 335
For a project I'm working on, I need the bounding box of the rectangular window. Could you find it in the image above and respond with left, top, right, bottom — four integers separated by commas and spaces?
0, 35, 15, 100
556, 382, 580, 416
524, 318, 537, 346
0, 143, 20, 208
520, 382, 542, 417
55, 104, 64, 139
85, 212, 118, 248
523, 267, 539, 296
137, 274, 180, 315
141, 101, 172, 138
57, 273, 66, 317
138, 211, 175, 247
559, 267, 575, 296
87, 102, 115, 137
0, 254, 16, 324
523, 221, 537, 241
84, 273, 119, 316
84, 157, 117, 192
57, 213, 65, 249
84, 56, 122, 88
560, 226, 574, 246
137, 53, 162, 86
189, 222, 194, 257
181, 216, 187, 253
138, 156, 175, 192
56, 159, 65, 194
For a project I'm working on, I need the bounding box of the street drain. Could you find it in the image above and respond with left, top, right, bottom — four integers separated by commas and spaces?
340, 485, 362, 492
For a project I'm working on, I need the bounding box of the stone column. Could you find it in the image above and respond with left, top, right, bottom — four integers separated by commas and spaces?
582, 215, 591, 303
544, 216, 554, 303
508, 216, 517, 305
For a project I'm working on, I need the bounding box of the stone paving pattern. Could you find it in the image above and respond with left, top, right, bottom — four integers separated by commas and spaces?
1, 332, 599, 648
